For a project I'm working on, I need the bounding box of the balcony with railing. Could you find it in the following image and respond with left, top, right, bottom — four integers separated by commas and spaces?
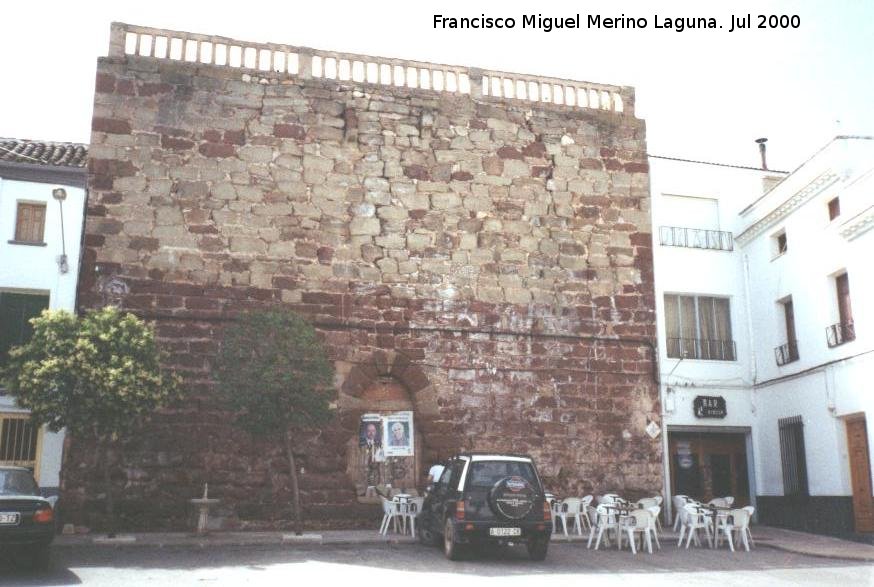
826, 322, 855, 348
775, 341, 800, 366
659, 226, 734, 251
107, 22, 633, 114
666, 338, 736, 361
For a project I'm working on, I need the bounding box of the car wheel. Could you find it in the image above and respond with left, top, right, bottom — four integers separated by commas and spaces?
443, 518, 463, 561
527, 537, 548, 561
418, 519, 439, 546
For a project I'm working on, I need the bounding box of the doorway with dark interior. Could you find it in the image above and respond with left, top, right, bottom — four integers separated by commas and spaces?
668, 429, 752, 507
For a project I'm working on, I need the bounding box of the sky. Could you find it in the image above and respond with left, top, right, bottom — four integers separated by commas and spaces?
1, 0, 872, 172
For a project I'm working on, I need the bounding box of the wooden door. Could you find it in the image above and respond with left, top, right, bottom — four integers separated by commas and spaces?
846, 417, 874, 532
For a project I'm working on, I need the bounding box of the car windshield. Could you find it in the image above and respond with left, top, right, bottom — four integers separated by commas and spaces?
0, 469, 39, 496
467, 461, 538, 489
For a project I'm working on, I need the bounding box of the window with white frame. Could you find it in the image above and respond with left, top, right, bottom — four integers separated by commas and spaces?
664, 294, 735, 361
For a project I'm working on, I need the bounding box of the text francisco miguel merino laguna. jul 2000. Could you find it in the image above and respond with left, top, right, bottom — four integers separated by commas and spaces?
433, 13, 801, 33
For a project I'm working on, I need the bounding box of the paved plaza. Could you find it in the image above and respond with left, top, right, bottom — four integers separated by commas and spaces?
1, 538, 871, 587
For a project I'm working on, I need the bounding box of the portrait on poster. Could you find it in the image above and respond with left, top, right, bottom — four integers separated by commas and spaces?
383, 411, 414, 457
358, 414, 383, 448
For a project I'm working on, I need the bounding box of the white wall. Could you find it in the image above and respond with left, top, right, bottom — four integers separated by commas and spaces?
652, 139, 874, 514
650, 157, 777, 424
738, 137, 874, 500
0, 175, 86, 490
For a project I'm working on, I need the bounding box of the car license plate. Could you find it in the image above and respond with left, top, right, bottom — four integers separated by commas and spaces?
0, 512, 20, 525
489, 527, 521, 537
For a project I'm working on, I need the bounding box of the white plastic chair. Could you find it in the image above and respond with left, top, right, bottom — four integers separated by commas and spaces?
636, 497, 663, 531
678, 503, 712, 549
715, 508, 754, 551
402, 497, 424, 536
618, 509, 658, 554
379, 496, 401, 535
579, 495, 594, 530
646, 506, 662, 547
671, 495, 689, 531
598, 493, 620, 505
588, 504, 619, 550
708, 497, 731, 508
555, 498, 585, 537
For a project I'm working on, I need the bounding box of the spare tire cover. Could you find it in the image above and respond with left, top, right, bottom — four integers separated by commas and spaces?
489, 476, 536, 520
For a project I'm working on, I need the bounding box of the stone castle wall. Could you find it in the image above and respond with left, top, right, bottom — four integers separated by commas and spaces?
68, 25, 660, 531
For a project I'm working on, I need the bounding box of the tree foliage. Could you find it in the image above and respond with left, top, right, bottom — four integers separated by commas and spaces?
214, 309, 334, 436
1, 307, 181, 439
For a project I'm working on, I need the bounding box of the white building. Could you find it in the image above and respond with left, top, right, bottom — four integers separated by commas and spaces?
652, 136, 874, 536
0, 138, 88, 495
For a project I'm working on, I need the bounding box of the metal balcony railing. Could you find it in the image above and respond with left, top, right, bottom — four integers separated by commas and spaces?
666, 338, 737, 361
775, 341, 800, 366
659, 226, 734, 251
826, 322, 855, 348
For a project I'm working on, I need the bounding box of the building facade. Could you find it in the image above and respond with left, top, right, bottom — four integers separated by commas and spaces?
0, 138, 88, 495
66, 23, 660, 530
652, 136, 874, 536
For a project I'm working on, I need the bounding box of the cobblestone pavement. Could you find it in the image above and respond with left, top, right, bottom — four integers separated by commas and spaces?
1, 541, 871, 587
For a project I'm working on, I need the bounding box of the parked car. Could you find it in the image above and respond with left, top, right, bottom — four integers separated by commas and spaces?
418, 453, 552, 560
0, 466, 55, 568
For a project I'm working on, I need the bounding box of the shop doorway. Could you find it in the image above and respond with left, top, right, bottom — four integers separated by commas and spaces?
669, 431, 751, 506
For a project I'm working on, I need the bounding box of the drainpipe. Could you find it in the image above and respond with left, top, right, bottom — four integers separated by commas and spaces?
742, 252, 759, 510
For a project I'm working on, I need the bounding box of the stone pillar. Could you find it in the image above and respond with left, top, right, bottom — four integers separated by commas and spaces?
298, 51, 313, 79
108, 22, 127, 58
468, 67, 483, 99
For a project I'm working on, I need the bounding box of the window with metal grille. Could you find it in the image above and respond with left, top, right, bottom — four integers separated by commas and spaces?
0, 414, 42, 478
778, 415, 808, 496
13, 202, 46, 244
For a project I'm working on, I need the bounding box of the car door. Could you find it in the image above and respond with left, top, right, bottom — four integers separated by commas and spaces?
426, 460, 454, 532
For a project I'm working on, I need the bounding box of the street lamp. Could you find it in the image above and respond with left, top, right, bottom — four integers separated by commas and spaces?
52, 188, 68, 274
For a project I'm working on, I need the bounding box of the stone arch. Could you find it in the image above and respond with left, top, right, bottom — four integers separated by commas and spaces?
336, 350, 438, 502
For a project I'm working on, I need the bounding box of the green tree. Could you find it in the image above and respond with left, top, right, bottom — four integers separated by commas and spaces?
213, 309, 334, 535
0, 307, 181, 536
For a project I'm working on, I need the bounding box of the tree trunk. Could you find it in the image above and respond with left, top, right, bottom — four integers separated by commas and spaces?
100, 438, 116, 538
285, 429, 302, 536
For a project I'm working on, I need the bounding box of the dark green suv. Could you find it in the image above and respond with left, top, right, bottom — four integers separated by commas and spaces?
418, 453, 552, 560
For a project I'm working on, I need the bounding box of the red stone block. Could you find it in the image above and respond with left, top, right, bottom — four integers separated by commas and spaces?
274, 123, 306, 140
198, 142, 235, 158
624, 161, 649, 173
92, 117, 132, 135
115, 79, 135, 95
497, 146, 523, 160
523, 142, 547, 158
95, 72, 116, 93
223, 130, 246, 145
604, 158, 623, 171
161, 135, 195, 150
139, 82, 173, 96
450, 171, 473, 181
403, 164, 430, 180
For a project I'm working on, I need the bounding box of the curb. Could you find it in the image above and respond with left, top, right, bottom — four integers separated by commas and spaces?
758, 541, 874, 563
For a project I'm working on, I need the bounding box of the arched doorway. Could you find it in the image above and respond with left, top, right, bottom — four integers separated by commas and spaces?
344, 378, 423, 503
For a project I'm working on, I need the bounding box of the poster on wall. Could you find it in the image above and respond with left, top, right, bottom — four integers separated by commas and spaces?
383, 411, 414, 457
359, 413, 383, 448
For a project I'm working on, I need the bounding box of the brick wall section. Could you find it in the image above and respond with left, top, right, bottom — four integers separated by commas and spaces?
69, 53, 659, 531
